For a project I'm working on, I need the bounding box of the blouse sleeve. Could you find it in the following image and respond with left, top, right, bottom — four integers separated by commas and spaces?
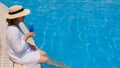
7, 26, 29, 54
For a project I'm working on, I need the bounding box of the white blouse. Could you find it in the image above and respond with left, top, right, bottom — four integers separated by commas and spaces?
6, 25, 40, 66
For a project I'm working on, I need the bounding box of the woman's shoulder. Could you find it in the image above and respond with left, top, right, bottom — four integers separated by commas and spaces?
7, 26, 19, 33
7, 26, 18, 30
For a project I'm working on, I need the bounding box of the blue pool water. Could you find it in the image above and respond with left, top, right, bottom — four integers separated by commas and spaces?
1, 0, 120, 68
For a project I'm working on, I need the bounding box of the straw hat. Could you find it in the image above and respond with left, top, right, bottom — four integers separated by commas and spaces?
6, 5, 30, 19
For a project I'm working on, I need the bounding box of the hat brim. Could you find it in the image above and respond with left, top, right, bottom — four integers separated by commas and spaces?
6, 9, 30, 19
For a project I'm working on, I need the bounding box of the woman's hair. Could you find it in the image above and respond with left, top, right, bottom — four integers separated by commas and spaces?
6, 18, 18, 26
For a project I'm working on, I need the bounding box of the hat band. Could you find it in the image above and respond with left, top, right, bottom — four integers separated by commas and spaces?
9, 8, 24, 15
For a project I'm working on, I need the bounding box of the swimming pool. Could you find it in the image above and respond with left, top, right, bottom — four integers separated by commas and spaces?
1, 0, 120, 68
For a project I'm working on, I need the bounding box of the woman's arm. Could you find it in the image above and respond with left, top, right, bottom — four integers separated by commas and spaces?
23, 32, 34, 41
23, 32, 38, 51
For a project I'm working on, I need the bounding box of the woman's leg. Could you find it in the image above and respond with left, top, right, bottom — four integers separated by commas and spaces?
37, 50, 48, 63
38, 50, 70, 68
39, 50, 47, 56
37, 56, 48, 64
38, 56, 69, 68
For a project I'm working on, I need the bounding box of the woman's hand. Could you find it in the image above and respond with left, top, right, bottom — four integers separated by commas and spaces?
23, 32, 34, 41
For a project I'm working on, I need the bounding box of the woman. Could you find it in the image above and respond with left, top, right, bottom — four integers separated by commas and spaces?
6, 5, 69, 68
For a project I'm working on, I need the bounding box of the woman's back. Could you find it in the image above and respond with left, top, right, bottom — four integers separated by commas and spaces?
6, 26, 30, 58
